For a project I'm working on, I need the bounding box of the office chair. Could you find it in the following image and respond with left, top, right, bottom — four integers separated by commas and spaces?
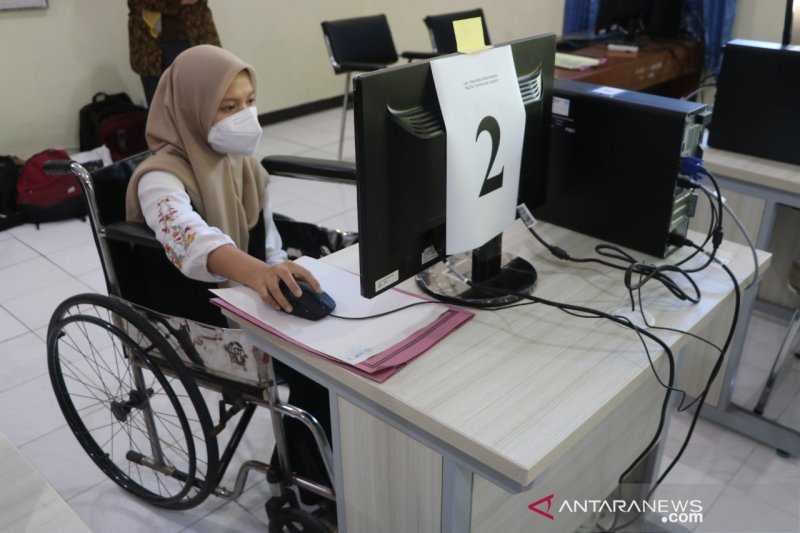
753, 258, 800, 418
321, 14, 400, 160
402, 8, 492, 60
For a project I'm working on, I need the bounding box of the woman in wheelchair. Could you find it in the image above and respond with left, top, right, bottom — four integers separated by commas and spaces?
124, 45, 332, 505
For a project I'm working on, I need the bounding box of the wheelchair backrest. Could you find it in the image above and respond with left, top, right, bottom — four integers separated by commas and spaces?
90, 151, 152, 226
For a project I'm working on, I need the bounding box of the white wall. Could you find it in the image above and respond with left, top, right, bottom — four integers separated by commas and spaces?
733, 0, 787, 41
0, 1, 564, 157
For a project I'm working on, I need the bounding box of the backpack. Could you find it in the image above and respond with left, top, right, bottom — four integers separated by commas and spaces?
79, 92, 146, 153
16, 149, 86, 226
0, 156, 25, 231
100, 110, 148, 161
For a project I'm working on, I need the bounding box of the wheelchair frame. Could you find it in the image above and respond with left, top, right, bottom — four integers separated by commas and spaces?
48, 159, 350, 529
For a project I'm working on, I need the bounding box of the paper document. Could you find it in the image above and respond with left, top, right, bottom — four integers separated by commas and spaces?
211, 257, 470, 367
431, 45, 527, 254
453, 17, 488, 53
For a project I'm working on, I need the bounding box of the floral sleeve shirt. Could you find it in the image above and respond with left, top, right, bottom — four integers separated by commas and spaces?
138, 171, 287, 283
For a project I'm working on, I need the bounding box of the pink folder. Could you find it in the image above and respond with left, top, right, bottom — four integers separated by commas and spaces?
212, 297, 473, 383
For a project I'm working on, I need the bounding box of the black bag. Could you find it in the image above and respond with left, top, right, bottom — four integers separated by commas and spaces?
79, 92, 145, 151
0, 156, 25, 231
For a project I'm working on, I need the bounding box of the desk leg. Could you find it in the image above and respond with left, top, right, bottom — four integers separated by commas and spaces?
329, 391, 348, 533
697, 198, 800, 455
755, 199, 778, 252
442, 458, 473, 533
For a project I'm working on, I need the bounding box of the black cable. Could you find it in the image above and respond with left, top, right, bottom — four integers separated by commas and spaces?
459, 279, 678, 520
330, 298, 540, 320
598, 242, 740, 532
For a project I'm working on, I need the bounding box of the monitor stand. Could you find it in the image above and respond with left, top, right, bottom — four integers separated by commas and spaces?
416, 235, 537, 306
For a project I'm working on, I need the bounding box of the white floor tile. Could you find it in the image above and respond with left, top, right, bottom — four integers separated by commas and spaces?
234, 481, 271, 527
0, 373, 67, 446
180, 500, 267, 533
0, 237, 38, 269
730, 444, 800, 517
264, 121, 343, 148
68, 479, 226, 533
320, 139, 355, 162
665, 411, 755, 483
0, 256, 73, 303
294, 148, 342, 160
77, 268, 108, 294
0, 305, 28, 342
19, 423, 108, 501
695, 485, 798, 532
3, 277, 93, 330
0, 331, 47, 393
654, 454, 728, 532
318, 209, 358, 233
275, 198, 349, 226
48, 242, 102, 276
0, 229, 11, 241
10, 219, 93, 255
257, 134, 311, 159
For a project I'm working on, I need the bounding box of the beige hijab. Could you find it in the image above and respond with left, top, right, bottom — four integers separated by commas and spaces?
126, 45, 267, 251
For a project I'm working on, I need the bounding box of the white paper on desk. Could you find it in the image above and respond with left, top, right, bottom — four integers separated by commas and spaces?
431, 45, 527, 254
211, 257, 446, 366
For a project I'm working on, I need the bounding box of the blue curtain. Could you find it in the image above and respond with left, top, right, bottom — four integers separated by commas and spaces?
562, 0, 737, 74
684, 0, 737, 75
563, 0, 600, 34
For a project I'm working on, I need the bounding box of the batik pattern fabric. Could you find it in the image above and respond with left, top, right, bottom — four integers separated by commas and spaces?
128, 0, 221, 76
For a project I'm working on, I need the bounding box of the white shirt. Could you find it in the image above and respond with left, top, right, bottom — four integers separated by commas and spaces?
138, 170, 288, 283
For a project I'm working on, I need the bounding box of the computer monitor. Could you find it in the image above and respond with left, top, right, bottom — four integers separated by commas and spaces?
353, 34, 555, 302
595, 0, 646, 36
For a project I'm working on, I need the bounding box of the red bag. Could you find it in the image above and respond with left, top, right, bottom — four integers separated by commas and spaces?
99, 110, 148, 161
17, 149, 85, 225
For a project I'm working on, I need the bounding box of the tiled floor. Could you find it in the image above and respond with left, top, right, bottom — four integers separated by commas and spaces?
1, 108, 799, 532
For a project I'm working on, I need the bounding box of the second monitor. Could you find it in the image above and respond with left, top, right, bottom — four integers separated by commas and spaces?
353, 34, 555, 301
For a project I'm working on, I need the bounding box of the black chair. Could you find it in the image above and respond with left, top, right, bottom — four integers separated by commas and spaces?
321, 14, 401, 160
403, 8, 492, 59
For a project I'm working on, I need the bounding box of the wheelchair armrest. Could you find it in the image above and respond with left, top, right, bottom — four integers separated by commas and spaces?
400, 50, 440, 61
337, 60, 387, 72
262, 156, 357, 185
105, 222, 161, 248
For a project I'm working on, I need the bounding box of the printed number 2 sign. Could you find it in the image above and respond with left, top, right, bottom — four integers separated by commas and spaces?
431, 46, 527, 255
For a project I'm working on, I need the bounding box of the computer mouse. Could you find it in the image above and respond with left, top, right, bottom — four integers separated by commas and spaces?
278, 280, 336, 321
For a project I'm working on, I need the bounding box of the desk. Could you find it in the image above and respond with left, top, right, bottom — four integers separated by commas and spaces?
224, 222, 765, 533
555, 39, 702, 97
0, 433, 91, 533
689, 146, 800, 455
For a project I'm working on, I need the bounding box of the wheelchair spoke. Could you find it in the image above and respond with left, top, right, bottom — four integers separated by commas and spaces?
152, 410, 205, 446
153, 409, 200, 426
60, 332, 115, 399
73, 319, 120, 384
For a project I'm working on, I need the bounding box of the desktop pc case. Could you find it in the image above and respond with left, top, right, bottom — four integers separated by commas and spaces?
535, 79, 708, 259
708, 40, 800, 166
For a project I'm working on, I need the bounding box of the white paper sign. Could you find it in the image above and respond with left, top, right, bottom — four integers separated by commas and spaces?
431, 46, 527, 255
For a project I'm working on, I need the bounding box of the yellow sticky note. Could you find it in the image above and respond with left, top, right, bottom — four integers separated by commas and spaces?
453, 17, 487, 54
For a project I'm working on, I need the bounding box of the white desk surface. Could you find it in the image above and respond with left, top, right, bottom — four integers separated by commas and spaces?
0, 433, 91, 533
234, 221, 769, 488
703, 145, 800, 196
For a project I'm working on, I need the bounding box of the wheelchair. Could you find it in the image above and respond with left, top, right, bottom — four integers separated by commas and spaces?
43, 152, 357, 532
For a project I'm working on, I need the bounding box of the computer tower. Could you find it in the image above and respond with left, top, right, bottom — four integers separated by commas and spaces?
535, 79, 709, 258
708, 40, 800, 166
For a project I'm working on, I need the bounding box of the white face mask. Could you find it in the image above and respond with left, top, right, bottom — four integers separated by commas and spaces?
207, 106, 263, 156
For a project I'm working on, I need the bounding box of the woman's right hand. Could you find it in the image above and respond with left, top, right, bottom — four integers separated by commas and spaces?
241, 261, 321, 313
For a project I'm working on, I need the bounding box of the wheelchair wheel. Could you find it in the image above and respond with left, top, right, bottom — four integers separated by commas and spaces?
47, 293, 220, 510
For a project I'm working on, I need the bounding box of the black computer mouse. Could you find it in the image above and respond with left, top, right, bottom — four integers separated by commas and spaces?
278, 280, 336, 321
